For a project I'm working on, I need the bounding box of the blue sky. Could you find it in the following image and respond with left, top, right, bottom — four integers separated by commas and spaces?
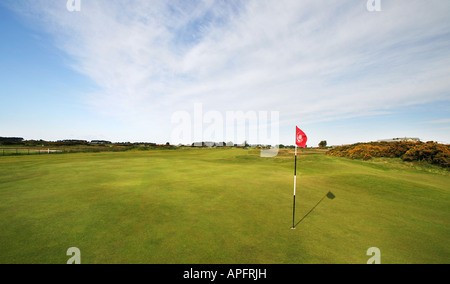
1, 0, 449, 146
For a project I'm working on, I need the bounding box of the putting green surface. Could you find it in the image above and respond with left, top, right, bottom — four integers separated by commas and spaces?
0, 148, 449, 263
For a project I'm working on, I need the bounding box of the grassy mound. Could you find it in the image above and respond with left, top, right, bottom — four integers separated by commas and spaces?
0, 148, 449, 263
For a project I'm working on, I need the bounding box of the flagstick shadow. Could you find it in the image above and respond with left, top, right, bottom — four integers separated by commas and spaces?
294, 192, 335, 227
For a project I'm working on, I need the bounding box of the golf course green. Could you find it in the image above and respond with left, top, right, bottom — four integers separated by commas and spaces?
0, 148, 448, 264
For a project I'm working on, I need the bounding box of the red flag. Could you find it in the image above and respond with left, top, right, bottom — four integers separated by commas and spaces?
296, 126, 307, 148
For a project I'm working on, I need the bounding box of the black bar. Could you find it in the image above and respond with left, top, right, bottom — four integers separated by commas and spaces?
294, 152, 297, 175
13, 264, 302, 282
292, 195, 296, 229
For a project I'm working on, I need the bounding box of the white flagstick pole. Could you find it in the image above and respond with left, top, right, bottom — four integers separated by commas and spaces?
291, 145, 298, 229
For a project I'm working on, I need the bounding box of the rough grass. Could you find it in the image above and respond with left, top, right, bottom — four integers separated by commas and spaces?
0, 148, 448, 263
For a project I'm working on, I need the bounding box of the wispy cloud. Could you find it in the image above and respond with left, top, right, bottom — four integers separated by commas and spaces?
425, 118, 450, 124
5, 0, 450, 132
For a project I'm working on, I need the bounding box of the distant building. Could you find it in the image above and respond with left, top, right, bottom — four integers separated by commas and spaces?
204, 142, 215, 147
377, 137, 421, 143
136, 142, 156, 146
91, 140, 112, 144
0, 137, 24, 143
192, 142, 225, 147
59, 140, 88, 144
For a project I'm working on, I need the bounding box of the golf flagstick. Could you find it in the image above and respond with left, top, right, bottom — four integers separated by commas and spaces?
291, 145, 298, 229
292, 126, 307, 230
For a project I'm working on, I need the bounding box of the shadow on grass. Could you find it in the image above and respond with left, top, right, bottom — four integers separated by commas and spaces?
295, 191, 335, 227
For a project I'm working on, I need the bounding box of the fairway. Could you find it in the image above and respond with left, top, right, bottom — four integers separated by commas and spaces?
0, 148, 449, 264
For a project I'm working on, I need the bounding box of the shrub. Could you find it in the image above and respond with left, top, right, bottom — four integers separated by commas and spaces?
402, 142, 450, 168
327, 141, 450, 168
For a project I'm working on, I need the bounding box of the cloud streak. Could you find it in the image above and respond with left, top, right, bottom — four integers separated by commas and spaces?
5, 0, 450, 141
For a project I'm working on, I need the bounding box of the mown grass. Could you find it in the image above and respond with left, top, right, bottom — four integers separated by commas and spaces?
0, 148, 448, 263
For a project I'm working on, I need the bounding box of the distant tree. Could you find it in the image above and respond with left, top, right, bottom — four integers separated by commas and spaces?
166, 142, 170, 146
319, 140, 327, 148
